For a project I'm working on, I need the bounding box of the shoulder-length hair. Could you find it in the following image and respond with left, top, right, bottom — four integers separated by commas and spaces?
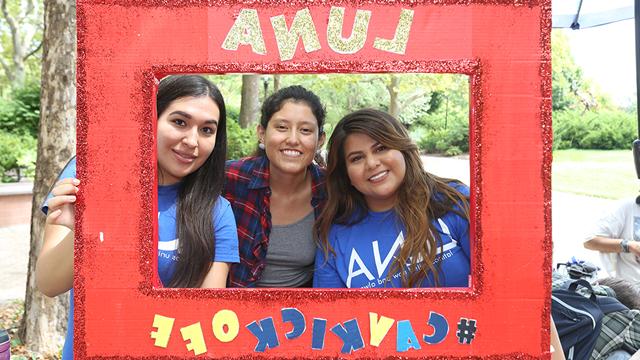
316, 109, 469, 287
157, 75, 227, 288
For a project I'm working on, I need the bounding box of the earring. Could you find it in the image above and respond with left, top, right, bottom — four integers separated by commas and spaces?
258, 143, 265, 150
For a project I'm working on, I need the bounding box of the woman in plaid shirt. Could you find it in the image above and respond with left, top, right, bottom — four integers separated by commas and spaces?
224, 85, 327, 288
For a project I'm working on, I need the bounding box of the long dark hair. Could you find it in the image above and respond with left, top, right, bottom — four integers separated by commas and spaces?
156, 75, 227, 288
316, 109, 469, 287
256, 85, 326, 166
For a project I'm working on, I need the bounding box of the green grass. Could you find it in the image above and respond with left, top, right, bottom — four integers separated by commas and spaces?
553, 149, 638, 199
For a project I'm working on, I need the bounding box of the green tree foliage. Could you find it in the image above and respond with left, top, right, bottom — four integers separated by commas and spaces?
0, 81, 39, 181
552, 30, 637, 150
552, 31, 588, 112
554, 109, 635, 150
0, 128, 36, 181
0, 81, 40, 136
253, 73, 468, 138
226, 105, 257, 159
0, 0, 43, 182
207, 73, 470, 155
0, 0, 43, 89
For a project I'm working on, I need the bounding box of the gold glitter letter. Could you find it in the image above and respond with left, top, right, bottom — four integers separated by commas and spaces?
373, 9, 414, 55
222, 9, 267, 55
270, 8, 321, 62
327, 7, 371, 54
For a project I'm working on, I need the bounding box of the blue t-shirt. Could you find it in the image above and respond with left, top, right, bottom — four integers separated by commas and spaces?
313, 186, 470, 289
42, 157, 239, 360
156, 182, 239, 285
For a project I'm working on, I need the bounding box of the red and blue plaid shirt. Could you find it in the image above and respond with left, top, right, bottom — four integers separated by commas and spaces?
223, 156, 326, 287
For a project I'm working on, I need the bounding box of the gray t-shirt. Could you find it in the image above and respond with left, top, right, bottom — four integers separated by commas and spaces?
256, 211, 316, 287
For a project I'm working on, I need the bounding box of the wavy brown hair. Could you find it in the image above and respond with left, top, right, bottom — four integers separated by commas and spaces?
316, 109, 469, 287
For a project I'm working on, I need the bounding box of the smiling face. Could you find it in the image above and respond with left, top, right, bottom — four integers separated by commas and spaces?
343, 132, 407, 212
156, 96, 220, 185
258, 100, 325, 177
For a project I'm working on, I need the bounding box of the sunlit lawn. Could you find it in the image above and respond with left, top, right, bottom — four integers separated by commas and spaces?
553, 149, 638, 199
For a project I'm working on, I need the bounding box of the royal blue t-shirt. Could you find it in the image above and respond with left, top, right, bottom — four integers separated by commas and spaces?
313, 185, 470, 288
42, 157, 239, 360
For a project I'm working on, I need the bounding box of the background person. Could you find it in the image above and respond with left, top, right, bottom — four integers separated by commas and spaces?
584, 198, 640, 282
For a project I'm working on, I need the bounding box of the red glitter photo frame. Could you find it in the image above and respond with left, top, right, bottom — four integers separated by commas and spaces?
76, 0, 551, 358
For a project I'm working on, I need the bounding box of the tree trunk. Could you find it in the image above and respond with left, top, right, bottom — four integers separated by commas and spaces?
20, 0, 76, 355
239, 74, 260, 128
273, 74, 281, 93
385, 74, 425, 123
12, 62, 25, 88
387, 74, 400, 119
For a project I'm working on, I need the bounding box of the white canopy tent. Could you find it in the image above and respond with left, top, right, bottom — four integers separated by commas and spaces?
552, 0, 633, 29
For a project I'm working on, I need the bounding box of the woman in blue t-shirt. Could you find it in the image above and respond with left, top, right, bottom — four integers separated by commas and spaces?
35, 75, 240, 359
314, 109, 470, 289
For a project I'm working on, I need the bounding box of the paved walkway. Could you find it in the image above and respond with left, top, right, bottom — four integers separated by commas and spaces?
0, 155, 617, 303
0, 224, 30, 303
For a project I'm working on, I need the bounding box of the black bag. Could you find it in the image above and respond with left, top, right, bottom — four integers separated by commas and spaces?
551, 279, 627, 360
